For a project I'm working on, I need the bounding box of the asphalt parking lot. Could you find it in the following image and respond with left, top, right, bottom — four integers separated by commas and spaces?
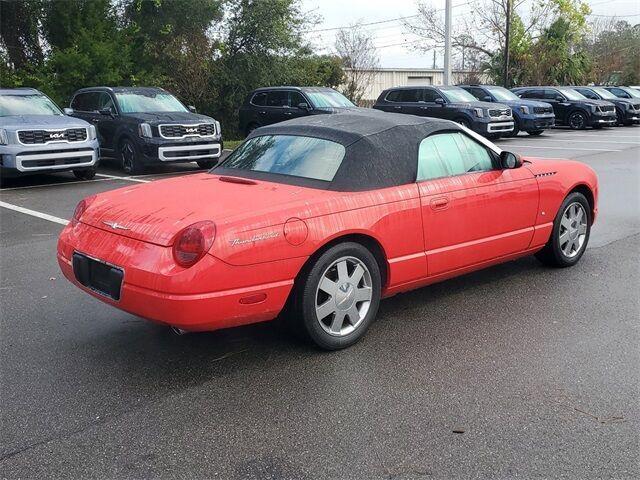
1, 127, 639, 479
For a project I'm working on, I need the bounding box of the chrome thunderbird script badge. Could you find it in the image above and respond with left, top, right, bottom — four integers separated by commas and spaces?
103, 221, 131, 231
229, 232, 279, 246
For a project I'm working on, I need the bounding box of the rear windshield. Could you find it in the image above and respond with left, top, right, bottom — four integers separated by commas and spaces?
219, 135, 345, 182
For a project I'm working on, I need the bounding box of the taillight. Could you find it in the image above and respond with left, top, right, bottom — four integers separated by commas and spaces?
172, 221, 216, 268
71, 195, 96, 226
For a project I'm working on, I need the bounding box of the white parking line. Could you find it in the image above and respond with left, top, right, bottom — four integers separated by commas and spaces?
0, 201, 69, 225
546, 133, 640, 139
0, 177, 117, 192
495, 145, 621, 152
508, 139, 640, 145
95, 173, 150, 183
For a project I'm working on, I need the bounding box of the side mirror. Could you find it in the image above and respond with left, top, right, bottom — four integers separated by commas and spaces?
435, 98, 445, 105
99, 108, 113, 116
188, 105, 197, 113
483, 96, 492, 102
63, 107, 74, 115
297, 102, 311, 111
555, 96, 564, 102
500, 151, 522, 169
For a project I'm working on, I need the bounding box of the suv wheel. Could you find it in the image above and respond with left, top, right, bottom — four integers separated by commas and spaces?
73, 168, 96, 180
527, 130, 544, 136
568, 111, 587, 130
119, 138, 144, 175
455, 118, 471, 129
294, 242, 381, 350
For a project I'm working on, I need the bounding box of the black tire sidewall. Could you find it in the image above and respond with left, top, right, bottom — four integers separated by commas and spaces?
299, 242, 381, 350
548, 192, 592, 267
120, 137, 142, 174
568, 111, 587, 130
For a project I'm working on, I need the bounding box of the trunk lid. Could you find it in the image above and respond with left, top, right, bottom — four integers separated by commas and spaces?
80, 173, 326, 246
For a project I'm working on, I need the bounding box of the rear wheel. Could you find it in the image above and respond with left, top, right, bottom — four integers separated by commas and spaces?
568, 111, 587, 130
119, 137, 144, 175
535, 192, 591, 268
295, 242, 381, 350
527, 130, 544, 136
455, 117, 471, 129
73, 168, 96, 180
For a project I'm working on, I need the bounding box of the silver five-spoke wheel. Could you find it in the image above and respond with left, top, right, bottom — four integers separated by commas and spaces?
315, 256, 372, 336
559, 202, 588, 258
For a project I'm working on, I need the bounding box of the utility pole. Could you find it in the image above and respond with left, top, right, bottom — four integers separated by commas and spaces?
444, 0, 452, 85
503, 0, 511, 87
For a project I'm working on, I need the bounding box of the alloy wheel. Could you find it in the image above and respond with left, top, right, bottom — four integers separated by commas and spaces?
121, 141, 135, 173
569, 112, 585, 129
314, 256, 373, 337
559, 202, 588, 258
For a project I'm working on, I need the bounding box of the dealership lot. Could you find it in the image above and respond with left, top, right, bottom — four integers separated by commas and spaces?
1, 128, 639, 478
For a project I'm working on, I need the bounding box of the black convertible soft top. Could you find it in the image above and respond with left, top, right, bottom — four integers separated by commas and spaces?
216, 109, 465, 191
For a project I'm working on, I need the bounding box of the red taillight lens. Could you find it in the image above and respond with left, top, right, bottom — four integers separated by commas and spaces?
172, 221, 216, 268
71, 195, 96, 226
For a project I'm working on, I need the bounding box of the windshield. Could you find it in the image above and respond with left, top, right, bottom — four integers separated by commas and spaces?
0, 94, 63, 116
115, 92, 188, 113
305, 90, 355, 108
486, 86, 519, 101
559, 88, 587, 100
591, 87, 617, 100
218, 135, 345, 182
620, 87, 640, 98
440, 88, 479, 103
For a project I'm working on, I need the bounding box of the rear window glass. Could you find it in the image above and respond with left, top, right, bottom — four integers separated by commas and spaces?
219, 135, 345, 182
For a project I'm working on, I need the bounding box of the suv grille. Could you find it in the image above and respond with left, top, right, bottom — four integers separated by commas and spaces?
632, 104, 640, 111
18, 128, 87, 144
159, 124, 216, 138
597, 105, 615, 113
489, 108, 511, 117
533, 106, 553, 114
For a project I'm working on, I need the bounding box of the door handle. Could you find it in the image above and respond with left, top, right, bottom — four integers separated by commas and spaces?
259, 111, 267, 115
430, 196, 449, 210
393, 106, 402, 110
284, 111, 292, 116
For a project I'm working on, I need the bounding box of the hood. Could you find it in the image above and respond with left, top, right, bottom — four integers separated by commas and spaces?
122, 111, 216, 124
312, 106, 362, 114
574, 99, 615, 108
448, 100, 508, 110
79, 173, 328, 246
0, 114, 91, 130
495, 99, 552, 108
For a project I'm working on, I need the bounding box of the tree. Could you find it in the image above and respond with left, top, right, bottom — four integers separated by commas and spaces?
334, 25, 379, 105
0, 0, 44, 71
585, 20, 640, 84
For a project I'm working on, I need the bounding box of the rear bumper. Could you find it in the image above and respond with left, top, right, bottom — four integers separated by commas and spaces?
57, 222, 298, 331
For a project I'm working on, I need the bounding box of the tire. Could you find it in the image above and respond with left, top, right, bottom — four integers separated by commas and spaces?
616, 110, 625, 126
568, 111, 587, 130
197, 160, 217, 169
119, 137, 144, 175
527, 130, 544, 136
506, 121, 520, 137
455, 117, 471, 129
535, 192, 591, 268
73, 168, 96, 180
294, 242, 381, 350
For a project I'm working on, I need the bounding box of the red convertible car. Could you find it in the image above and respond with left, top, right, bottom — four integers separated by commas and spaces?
58, 110, 598, 349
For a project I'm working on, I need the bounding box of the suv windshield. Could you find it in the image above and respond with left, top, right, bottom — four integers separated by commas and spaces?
591, 87, 617, 100
219, 135, 345, 182
559, 88, 587, 101
115, 91, 188, 113
485, 86, 519, 101
620, 87, 640, 98
305, 90, 355, 108
0, 94, 62, 116
440, 88, 479, 103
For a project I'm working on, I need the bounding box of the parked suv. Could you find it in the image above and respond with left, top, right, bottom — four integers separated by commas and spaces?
573, 86, 640, 126
239, 87, 357, 136
459, 84, 555, 136
69, 87, 222, 174
372, 85, 514, 137
512, 86, 617, 129
0, 88, 98, 179
602, 86, 640, 101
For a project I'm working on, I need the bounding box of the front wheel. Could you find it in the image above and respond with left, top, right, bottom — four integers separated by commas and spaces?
535, 192, 591, 268
295, 242, 381, 350
73, 168, 96, 180
119, 138, 144, 175
568, 111, 587, 130
455, 118, 471, 129
527, 130, 544, 136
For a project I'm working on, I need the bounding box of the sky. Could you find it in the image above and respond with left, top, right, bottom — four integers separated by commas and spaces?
300, 0, 640, 69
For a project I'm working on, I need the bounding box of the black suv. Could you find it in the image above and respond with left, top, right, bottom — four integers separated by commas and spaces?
238, 87, 356, 136
372, 85, 514, 137
573, 86, 640, 126
69, 87, 222, 174
512, 86, 617, 130
459, 84, 555, 136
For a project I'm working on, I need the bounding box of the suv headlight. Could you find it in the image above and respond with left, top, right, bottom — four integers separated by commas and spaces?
214, 120, 221, 137
0, 129, 8, 145
473, 108, 484, 118
138, 123, 153, 138
87, 125, 97, 140
519, 105, 530, 115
